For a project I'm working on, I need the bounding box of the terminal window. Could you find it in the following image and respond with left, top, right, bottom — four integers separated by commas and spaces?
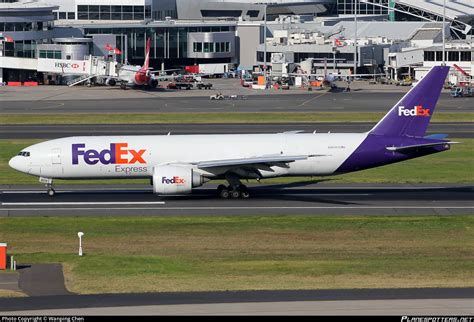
201, 10, 243, 17
460, 51, 471, 61
193, 42, 231, 53
247, 10, 260, 18
77, 5, 147, 20
448, 51, 459, 61
39, 50, 61, 59
424, 51, 435, 61
337, 0, 388, 15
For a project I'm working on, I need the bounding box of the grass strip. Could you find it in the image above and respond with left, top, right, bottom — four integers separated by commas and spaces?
1, 112, 472, 125
1, 215, 472, 294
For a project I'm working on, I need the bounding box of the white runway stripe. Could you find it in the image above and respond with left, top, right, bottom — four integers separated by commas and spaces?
1, 201, 166, 206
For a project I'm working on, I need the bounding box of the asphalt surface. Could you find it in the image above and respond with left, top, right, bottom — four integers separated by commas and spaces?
2, 122, 473, 139
1, 184, 472, 217
1, 288, 473, 313
5, 299, 473, 315
17, 264, 72, 297
0, 92, 471, 114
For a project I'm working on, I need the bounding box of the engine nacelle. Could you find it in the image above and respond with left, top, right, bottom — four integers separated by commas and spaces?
105, 78, 116, 86
152, 165, 206, 194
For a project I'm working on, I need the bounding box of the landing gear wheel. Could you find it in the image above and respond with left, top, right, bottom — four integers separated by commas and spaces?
240, 187, 250, 199
47, 188, 55, 197
230, 189, 241, 199
219, 188, 230, 199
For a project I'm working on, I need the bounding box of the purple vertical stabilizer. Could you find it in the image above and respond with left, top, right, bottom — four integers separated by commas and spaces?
336, 65, 452, 174
370, 66, 450, 137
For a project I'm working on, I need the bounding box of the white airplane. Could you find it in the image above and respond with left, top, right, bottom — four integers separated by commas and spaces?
9, 66, 456, 198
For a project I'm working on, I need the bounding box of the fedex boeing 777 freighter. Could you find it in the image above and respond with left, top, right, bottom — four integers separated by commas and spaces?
9, 66, 455, 198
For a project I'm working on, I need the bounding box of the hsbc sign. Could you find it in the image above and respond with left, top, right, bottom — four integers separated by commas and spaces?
37, 58, 91, 75
54, 62, 80, 69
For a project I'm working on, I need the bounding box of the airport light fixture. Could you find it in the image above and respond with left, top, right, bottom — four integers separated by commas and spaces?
77, 232, 84, 257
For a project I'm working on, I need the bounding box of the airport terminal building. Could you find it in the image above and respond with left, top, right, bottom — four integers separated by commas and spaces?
0, 0, 472, 83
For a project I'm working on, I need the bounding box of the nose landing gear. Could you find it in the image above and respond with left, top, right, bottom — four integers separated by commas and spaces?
40, 177, 55, 197
47, 188, 56, 197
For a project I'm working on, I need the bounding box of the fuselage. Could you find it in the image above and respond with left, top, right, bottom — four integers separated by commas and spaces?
9, 133, 368, 180
8, 132, 449, 181
118, 66, 150, 86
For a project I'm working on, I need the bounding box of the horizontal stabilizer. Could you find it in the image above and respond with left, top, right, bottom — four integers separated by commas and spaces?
424, 134, 449, 140
386, 141, 459, 152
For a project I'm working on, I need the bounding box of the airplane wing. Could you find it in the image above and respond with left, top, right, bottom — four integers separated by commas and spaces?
195, 154, 324, 170
149, 69, 182, 74
120, 67, 141, 73
386, 142, 459, 152
152, 75, 180, 81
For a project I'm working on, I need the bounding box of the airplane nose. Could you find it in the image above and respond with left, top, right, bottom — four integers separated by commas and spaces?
9, 156, 23, 172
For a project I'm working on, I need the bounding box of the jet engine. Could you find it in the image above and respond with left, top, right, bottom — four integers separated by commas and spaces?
105, 78, 116, 86
152, 165, 208, 194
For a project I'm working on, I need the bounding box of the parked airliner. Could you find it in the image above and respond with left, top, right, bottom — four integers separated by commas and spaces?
104, 37, 177, 89
9, 66, 455, 198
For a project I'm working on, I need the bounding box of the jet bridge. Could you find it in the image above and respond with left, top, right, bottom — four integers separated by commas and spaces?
0, 55, 117, 85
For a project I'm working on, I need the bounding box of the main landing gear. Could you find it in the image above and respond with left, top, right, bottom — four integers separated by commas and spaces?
217, 184, 250, 199
217, 173, 252, 199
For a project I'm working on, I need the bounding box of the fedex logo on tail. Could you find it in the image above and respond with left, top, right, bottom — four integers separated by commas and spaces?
398, 105, 430, 117
72, 143, 146, 165
162, 176, 185, 185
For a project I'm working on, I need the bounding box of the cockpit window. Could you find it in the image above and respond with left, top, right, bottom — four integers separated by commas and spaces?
17, 151, 30, 157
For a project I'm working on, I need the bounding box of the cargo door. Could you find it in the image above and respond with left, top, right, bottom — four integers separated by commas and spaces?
50, 148, 63, 176
51, 148, 61, 164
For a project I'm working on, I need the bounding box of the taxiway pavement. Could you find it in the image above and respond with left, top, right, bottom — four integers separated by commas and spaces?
0, 92, 471, 114
1, 184, 472, 217
1, 288, 473, 315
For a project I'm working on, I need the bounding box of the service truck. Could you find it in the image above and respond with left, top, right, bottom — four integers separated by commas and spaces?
199, 63, 232, 77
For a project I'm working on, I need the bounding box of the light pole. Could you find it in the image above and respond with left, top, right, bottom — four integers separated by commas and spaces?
78, 232, 84, 257
263, 3, 267, 87
353, 0, 358, 76
442, 0, 446, 66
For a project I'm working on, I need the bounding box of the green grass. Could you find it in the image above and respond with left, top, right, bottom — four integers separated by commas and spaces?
0, 290, 26, 298
1, 112, 472, 124
1, 215, 472, 294
1, 138, 472, 185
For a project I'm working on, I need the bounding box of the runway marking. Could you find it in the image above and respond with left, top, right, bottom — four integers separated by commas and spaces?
1, 201, 166, 206
299, 92, 328, 107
